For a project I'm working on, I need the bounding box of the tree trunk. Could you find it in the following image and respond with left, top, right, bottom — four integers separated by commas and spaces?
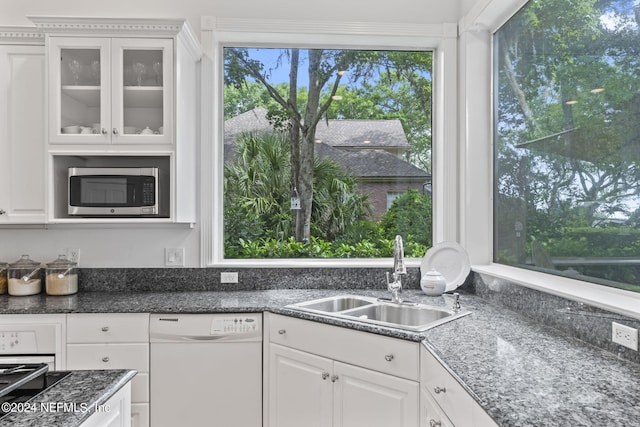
295, 50, 324, 243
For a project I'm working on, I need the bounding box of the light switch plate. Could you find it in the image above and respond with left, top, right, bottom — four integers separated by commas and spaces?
165, 247, 185, 267
66, 248, 81, 266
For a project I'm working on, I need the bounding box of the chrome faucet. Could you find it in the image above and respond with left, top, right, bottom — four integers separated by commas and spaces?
386, 235, 406, 303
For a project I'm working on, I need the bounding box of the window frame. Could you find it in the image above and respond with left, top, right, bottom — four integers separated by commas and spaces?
462, 0, 640, 320
199, 17, 459, 268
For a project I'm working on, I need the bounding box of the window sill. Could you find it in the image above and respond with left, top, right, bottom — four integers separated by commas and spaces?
209, 257, 424, 269
472, 264, 640, 321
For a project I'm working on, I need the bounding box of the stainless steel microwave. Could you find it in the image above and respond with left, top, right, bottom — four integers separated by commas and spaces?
68, 167, 159, 216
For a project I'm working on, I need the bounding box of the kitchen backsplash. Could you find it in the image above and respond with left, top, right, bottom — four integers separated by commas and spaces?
77, 267, 427, 293
474, 272, 640, 364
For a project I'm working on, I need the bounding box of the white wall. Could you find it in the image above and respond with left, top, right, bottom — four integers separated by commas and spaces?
0, 0, 470, 267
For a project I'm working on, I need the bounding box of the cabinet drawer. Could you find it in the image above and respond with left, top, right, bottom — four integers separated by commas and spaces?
131, 403, 149, 427
420, 347, 473, 426
67, 313, 149, 343
268, 313, 419, 380
67, 343, 149, 371
421, 388, 454, 427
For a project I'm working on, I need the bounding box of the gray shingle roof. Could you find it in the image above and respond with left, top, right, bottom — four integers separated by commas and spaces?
315, 119, 410, 149
315, 143, 428, 179
224, 107, 428, 179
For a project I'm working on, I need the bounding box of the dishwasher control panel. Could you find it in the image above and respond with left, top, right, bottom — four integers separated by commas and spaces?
210, 314, 261, 335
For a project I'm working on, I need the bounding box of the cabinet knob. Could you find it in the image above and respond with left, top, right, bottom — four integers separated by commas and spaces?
101, 356, 110, 363
330, 375, 339, 383
434, 386, 446, 394
0, 209, 5, 215
101, 128, 107, 135
384, 354, 394, 362
278, 329, 286, 335
101, 326, 109, 332
429, 420, 442, 427
112, 128, 118, 135
321, 372, 330, 380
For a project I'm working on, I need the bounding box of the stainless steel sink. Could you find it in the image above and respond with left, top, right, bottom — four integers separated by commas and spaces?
294, 295, 375, 312
286, 295, 470, 331
344, 304, 451, 326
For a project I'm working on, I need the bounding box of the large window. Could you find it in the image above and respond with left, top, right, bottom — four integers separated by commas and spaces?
494, 0, 640, 292
222, 47, 433, 259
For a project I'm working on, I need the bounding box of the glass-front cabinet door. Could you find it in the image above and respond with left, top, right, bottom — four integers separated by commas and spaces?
48, 37, 172, 144
111, 38, 173, 143
49, 37, 109, 143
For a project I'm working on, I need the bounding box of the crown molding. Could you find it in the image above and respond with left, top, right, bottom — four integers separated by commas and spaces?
205, 17, 456, 40
27, 16, 189, 37
0, 26, 44, 45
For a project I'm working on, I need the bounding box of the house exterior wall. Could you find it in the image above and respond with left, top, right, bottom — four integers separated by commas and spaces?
359, 180, 427, 221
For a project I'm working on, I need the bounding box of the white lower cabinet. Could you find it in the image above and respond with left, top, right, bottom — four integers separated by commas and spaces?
420, 347, 497, 427
267, 313, 420, 427
80, 381, 132, 427
334, 359, 419, 427
67, 314, 149, 427
269, 344, 333, 427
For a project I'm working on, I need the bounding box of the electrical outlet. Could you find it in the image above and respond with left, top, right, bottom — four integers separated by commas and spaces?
165, 248, 185, 267
220, 272, 239, 283
66, 248, 81, 266
612, 322, 638, 351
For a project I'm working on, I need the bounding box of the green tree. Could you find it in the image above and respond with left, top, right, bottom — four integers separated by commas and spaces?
379, 189, 432, 247
495, 0, 640, 288
225, 48, 432, 242
224, 131, 371, 256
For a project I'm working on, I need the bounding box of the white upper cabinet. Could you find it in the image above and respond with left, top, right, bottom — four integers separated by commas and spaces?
28, 16, 201, 224
0, 29, 46, 224
48, 36, 173, 145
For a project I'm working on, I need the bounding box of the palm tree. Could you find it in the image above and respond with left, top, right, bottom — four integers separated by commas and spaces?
224, 131, 371, 254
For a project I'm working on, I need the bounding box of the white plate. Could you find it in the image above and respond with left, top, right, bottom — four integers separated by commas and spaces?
420, 242, 470, 292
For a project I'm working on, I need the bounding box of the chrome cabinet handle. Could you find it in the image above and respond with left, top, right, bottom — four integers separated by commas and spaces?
331, 375, 339, 383
0, 209, 5, 215
321, 372, 330, 380
278, 329, 286, 335
385, 354, 394, 362
112, 128, 118, 135
429, 420, 442, 427
101, 326, 109, 332
101, 128, 108, 135
434, 386, 446, 394
101, 356, 110, 363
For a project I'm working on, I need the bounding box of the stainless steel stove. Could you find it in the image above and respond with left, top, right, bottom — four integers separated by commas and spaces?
0, 364, 71, 419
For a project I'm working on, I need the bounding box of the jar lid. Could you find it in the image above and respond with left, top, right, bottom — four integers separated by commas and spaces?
46, 254, 77, 268
424, 268, 443, 277
10, 254, 40, 268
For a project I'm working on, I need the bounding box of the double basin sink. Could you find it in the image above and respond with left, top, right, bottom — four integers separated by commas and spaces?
286, 295, 471, 332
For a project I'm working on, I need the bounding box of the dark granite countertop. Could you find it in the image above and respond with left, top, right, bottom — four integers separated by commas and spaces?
0, 369, 136, 426
0, 289, 638, 426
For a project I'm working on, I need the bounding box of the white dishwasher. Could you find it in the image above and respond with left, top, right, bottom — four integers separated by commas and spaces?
150, 313, 263, 427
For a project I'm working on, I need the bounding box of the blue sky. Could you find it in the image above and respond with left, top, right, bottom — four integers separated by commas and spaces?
247, 48, 310, 86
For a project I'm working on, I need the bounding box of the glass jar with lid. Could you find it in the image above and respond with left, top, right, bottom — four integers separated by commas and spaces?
8, 255, 42, 296
0, 261, 8, 294
45, 254, 78, 296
